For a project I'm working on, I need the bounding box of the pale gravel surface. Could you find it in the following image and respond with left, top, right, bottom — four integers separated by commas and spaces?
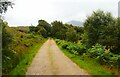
26, 39, 90, 75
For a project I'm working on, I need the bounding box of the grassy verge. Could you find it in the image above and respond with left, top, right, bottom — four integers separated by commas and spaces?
9, 39, 46, 75
57, 44, 117, 77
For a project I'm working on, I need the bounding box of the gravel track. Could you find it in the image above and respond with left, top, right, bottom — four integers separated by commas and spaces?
26, 39, 89, 75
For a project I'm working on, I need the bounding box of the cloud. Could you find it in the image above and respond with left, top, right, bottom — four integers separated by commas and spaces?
4, 0, 119, 26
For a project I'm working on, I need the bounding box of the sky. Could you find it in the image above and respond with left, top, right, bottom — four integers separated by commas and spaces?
4, 0, 120, 26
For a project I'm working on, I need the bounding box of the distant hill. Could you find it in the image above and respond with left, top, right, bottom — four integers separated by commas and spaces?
66, 20, 83, 26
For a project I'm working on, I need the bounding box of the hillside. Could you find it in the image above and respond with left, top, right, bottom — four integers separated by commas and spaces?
66, 20, 83, 26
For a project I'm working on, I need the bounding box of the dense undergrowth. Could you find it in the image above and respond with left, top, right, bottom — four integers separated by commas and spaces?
55, 39, 120, 75
2, 26, 46, 75
10, 40, 46, 75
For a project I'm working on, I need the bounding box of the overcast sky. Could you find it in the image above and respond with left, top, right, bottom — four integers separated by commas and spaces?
4, 0, 120, 26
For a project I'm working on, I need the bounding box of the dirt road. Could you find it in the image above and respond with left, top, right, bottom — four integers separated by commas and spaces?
26, 39, 89, 75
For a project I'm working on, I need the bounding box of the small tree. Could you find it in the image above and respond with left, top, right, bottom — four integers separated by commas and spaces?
37, 20, 51, 37
51, 21, 64, 38
83, 10, 116, 47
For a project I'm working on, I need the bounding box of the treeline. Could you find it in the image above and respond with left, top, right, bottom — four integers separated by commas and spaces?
29, 20, 83, 42
29, 10, 120, 54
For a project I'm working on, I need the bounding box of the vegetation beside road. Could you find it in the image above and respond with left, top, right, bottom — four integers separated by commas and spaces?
2, 21, 46, 75
10, 40, 46, 75
56, 39, 119, 76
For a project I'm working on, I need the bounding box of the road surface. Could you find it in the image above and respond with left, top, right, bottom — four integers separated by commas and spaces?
26, 39, 89, 75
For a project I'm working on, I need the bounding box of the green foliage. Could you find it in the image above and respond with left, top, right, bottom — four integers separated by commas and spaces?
66, 44, 78, 54
2, 21, 12, 48
2, 20, 14, 74
83, 10, 119, 54
83, 10, 115, 44
74, 26, 84, 40
51, 21, 64, 38
84, 10, 115, 28
66, 28, 79, 42
56, 39, 114, 75
74, 26, 84, 33
29, 26, 38, 33
87, 44, 105, 58
2, 26, 44, 75
29, 20, 51, 38
51, 21, 81, 42
77, 43, 86, 55
37, 26, 47, 37
37, 20, 51, 37
29, 20, 83, 42
10, 39, 46, 75
87, 43, 119, 67
55, 39, 86, 55
51, 21, 63, 32
56, 39, 120, 74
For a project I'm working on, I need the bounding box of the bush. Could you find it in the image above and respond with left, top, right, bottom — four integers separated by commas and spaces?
26, 33, 35, 39
87, 43, 119, 66
77, 43, 87, 55
62, 42, 69, 49
109, 56, 118, 66
56, 39, 120, 68
87, 43, 105, 58
56, 39, 86, 55
55, 39, 62, 45
97, 52, 112, 65
2, 26, 45, 74
66, 44, 78, 54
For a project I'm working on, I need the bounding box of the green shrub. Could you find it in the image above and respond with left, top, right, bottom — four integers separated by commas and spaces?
55, 39, 62, 45
62, 42, 69, 49
87, 43, 105, 58
26, 33, 35, 39
87, 43, 120, 67
2, 26, 45, 75
109, 56, 118, 65
55, 39, 120, 68
77, 43, 86, 55
56, 39, 87, 55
